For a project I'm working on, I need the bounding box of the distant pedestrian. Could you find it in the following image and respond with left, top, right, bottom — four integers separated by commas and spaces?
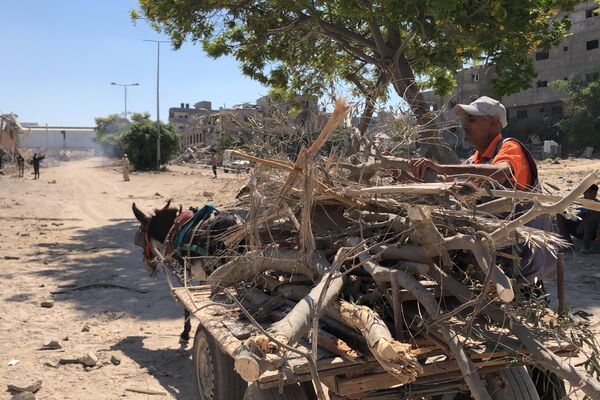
32, 153, 45, 180
16, 152, 25, 178
122, 154, 130, 181
210, 154, 218, 178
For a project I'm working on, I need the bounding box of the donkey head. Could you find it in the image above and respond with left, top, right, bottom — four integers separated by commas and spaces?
132, 200, 178, 273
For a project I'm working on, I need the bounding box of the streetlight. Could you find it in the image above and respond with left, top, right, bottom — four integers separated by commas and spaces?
110, 82, 140, 118
143, 39, 170, 170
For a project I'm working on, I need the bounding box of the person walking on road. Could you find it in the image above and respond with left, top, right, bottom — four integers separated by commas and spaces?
16, 152, 25, 178
32, 153, 45, 180
210, 153, 218, 179
122, 154, 130, 181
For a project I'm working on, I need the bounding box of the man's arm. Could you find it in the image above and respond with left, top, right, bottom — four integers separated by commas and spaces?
409, 158, 513, 185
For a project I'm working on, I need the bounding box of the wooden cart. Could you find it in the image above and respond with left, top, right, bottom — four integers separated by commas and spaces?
169, 282, 575, 400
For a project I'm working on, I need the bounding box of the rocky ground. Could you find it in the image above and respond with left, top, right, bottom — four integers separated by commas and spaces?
0, 156, 599, 400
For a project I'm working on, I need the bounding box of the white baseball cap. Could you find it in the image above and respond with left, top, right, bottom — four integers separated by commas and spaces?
453, 96, 507, 128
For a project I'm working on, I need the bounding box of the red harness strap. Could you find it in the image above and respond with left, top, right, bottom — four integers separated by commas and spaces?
144, 227, 152, 259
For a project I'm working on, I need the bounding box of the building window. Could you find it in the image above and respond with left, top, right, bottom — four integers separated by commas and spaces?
586, 72, 600, 82
586, 7, 600, 18
587, 39, 599, 50
471, 73, 479, 82
535, 51, 549, 61
536, 80, 548, 88
539, 107, 546, 113
551, 105, 563, 117
517, 110, 528, 119
563, 46, 568, 52
506, 108, 511, 120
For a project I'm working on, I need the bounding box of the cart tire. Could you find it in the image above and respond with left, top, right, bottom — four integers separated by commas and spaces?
192, 327, 247, 400
243, 383, 313, 400
485, 366, 540, 400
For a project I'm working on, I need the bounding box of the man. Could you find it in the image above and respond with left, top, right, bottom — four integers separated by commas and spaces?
411, 96, 563, 400
122, 154, 130, 181
32, 153, 45, 180
410, 96, 553, 280
556, 184, 600, 253
16, 152, 25, 178
210, 153, 218, 179
410, 96, 532, 190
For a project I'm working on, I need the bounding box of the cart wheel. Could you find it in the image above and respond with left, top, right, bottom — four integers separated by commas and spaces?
486, 366, 540, 400
192, 327, 247, 400
243, 383, 313, 400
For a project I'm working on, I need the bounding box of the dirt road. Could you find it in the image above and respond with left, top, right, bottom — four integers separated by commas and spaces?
0, 158, 246, 400
1, 157, 599, 400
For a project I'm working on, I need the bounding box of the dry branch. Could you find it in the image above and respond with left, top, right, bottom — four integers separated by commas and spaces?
428, 263, 600, 399
328, 300, 423, 384
210, 249, 326, 290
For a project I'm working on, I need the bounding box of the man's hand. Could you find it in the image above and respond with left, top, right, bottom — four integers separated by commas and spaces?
409, 158, 441, 181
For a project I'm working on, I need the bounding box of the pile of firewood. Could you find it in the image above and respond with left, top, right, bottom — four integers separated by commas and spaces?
194, 100, 600, 400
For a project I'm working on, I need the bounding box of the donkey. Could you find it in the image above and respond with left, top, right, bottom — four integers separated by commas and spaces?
132, 201, 244, 343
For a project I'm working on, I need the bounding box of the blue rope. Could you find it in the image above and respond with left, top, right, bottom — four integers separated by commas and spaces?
172, 204, 217, 250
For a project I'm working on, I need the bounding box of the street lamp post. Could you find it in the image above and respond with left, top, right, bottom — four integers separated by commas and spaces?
143, 39, 169, 170
110, 82, 140, 118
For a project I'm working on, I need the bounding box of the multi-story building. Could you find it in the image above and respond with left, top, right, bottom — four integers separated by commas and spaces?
168, 101, 212, 136
175, 96, 321, 148
423, 1, 600, 150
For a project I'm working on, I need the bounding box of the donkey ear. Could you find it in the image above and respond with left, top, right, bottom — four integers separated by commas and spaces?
132, 203, 149, 224
162, 199, 172, 210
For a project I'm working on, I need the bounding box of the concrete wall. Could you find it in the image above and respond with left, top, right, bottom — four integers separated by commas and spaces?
21, 127, 102, 151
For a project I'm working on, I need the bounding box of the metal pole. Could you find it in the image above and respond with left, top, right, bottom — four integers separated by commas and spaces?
111, 82, 139, 119
156, 42, 161, 169
143, 39, 169, 170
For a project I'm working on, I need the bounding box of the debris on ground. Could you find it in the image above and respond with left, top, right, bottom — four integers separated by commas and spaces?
40, 340, 62, 350
7, 379, 42, 393
11, 392, 36, 400
172, 145, 214, 165
40, 300, 54, 308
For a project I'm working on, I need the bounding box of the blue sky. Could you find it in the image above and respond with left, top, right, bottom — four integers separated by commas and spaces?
0, 0, 269, 126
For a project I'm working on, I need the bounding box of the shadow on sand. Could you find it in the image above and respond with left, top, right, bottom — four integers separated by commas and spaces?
26, 218, 182, 321
111, 336, 195, 399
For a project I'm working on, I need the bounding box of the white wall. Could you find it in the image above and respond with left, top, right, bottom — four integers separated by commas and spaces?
21, 128, 102, 151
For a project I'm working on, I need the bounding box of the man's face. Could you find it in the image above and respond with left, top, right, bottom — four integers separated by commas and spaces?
583, 188, 597, 200
463, 114, 495, 148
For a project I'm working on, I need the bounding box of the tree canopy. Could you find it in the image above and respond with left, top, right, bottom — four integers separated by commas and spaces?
135, 0, 576, 160
119, 114, 181, 170
554, 72, 600, 152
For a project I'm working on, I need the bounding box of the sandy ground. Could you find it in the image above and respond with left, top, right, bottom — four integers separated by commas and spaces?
0, 156, 599, 400
0, 158, 247, 400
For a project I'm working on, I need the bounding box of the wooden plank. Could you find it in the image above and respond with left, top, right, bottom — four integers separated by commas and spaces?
334, 347, 577, 396
336, 358, 509, 395
171, 286, 245, 357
